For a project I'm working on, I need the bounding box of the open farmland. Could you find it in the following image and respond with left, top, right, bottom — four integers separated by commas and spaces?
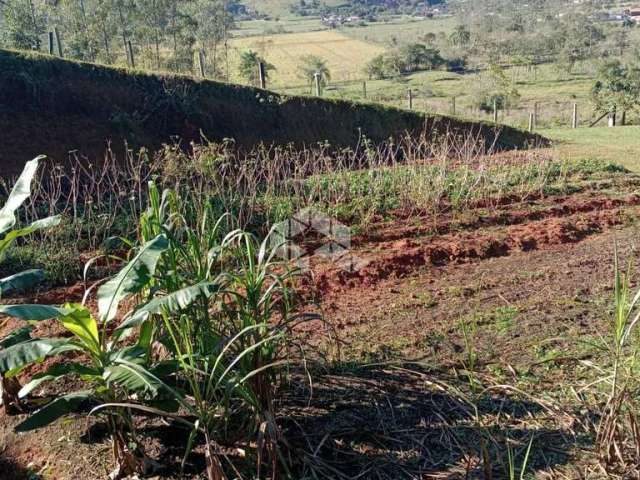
340, 14, 458, 44
3, 137, 640, 478
542, 125, 640, 169
229, 29, 386, 85
278, 62, 619, 130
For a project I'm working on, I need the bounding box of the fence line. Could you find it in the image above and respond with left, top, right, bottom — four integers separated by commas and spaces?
270, 78, 637, 130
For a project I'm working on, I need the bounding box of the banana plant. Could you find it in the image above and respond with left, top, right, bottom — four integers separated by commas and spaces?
0, 156, 60, 413
0, 234, 170, 479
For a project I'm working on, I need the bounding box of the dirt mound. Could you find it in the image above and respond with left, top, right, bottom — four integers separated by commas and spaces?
0, 49, 546, 176
306, 193, 640, 295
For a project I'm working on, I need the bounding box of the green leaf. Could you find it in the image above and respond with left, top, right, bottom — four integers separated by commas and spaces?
103, 364, 161, 394
98, 234, 168, 323
0, 269, 45, 296
15, 391, 93, 432
58, 304, 100, 355
118, 281, 218, 330
18, 363, 99, 398
0, 157, 43, 235
0, 326, 33, 349
0, 304, 100, 355
137, 321, 153, 350
103, 350, 165, 395
0, 304, 69, 321
0, 338, 78, 373
0, 216, 62, 260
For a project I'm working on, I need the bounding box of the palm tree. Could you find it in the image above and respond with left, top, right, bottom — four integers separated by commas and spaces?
298, 54, 331, 93
239, 50, 275, 86
449, 24, 471, 47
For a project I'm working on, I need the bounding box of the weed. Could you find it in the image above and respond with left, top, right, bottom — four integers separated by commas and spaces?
458, 312, 479, 389
491, 306, 519, 333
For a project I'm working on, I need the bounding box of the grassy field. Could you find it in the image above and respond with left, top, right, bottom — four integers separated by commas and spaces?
228, 14, 630, 132
340, 14, 458, 45
542, 125, 640, 171
276, 62, 605, 129
228, 29, 386, 85
232, 16, 326, 37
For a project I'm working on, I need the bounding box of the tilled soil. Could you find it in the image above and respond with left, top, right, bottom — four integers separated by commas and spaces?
2, 173, 640, 479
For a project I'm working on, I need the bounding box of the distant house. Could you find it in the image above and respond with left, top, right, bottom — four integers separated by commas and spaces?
624, 7, 640, 22
593, 11, 627, 22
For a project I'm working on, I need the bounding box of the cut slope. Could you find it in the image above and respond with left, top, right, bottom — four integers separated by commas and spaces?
0, 49, 545, 176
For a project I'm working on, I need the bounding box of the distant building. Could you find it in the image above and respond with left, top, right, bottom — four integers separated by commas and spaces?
624, 7, 640, 22
593, 11, 627, 22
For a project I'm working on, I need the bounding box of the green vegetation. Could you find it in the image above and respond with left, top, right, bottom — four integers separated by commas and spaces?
592, 60, 640, 122
238, 49, 275, 85
0, 124, 639, 479
297, 54, 331, 91
0, 162, 311, 478
0, 158, 60, 414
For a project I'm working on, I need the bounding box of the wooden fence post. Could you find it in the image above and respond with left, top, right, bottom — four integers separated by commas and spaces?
54, 27, 63, 57
48, 32, 54, 55
362, 81, 367, 99
198, 50, 206, 77
407, 88, 413, 110
258, 62, 266, 89
493, 98, 498, 123
314, 72, 321, 96
572, 103, 578, 129
127, 40, 135, 68
608, 112, 616, 127
533, 102, 538, 129
451, 96, 456, 116
528, 112, 534, 132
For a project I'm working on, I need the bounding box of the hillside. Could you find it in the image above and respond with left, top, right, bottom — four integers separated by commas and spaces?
0, 49, 543, 176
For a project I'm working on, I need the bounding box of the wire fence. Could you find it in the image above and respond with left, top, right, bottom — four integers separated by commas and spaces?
270, 77, 639, 131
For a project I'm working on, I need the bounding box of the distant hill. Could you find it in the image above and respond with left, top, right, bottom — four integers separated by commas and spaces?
0, 49, 544, 176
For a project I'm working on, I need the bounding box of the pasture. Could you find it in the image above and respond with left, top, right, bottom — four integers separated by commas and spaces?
228, 29, 386, 85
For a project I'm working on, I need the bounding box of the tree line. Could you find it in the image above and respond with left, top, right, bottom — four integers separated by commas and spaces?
0, 0, 241, 76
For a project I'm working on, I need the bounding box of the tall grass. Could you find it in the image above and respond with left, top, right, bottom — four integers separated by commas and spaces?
594, 245, 640, 472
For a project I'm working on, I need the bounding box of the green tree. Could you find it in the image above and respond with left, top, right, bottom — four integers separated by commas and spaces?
472, 62, 520, 112
398, 43, 444, 72
165, 0, 196, 72
186, 0, 234, 78
365, 54, 389, 79
43, 0, 100, 61
0, 0, 45, 50
557, 16, 604, 73
135, 0, 171, 69
239, 50, 274, 86
592, 60, 640, 122
297, 54, 331, 91
449, 24, 471, 47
